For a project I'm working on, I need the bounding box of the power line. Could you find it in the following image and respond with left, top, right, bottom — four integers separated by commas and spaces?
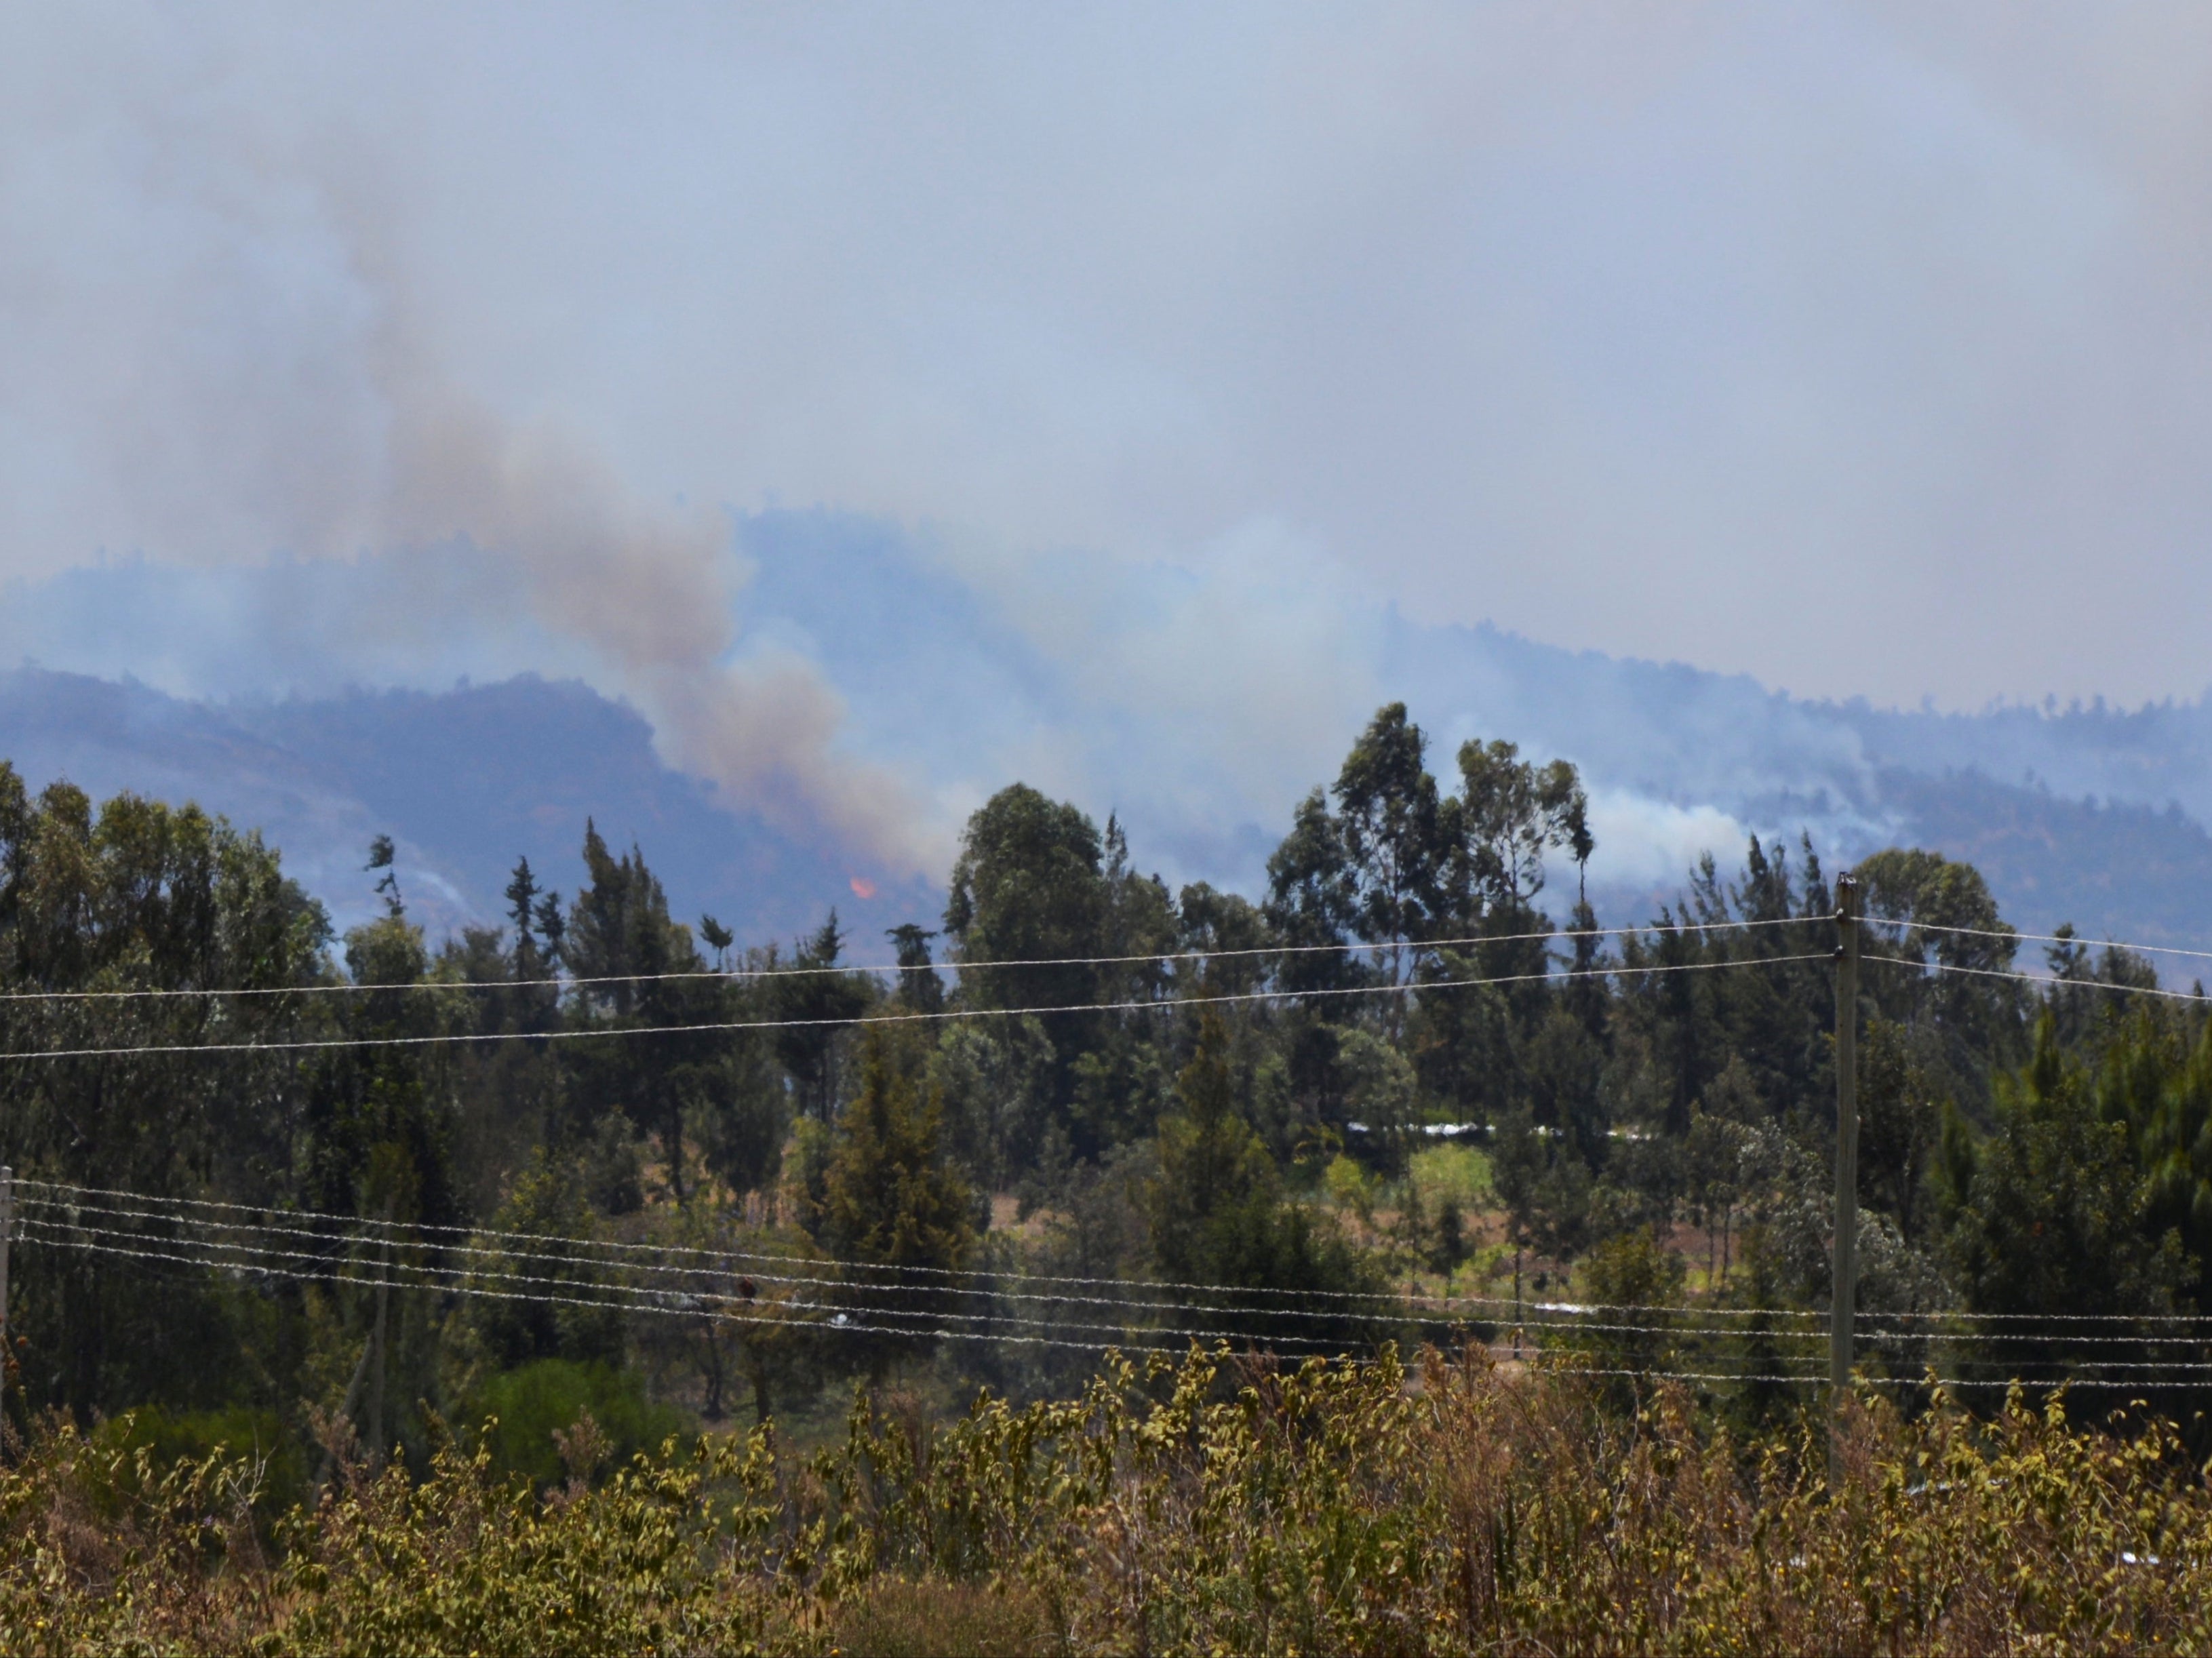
18, 1224, 1355, 1354
0, 915, 1825, 1009
15, 1196, 1412, 1335
28, 1226, 2212, 1397
17, 1227, 1227, 1358
0, 951, 1835, 1063
1865, 915, 2212, 968
1873, 956, 2209, 1005
0, 1219, 1570, 1364
14, 1191, 1828, 1342
3, 1175, 1844, 1322
27, 1180, 2212, 1349
33, 1175, 2212, 1331
0, 1225, 1935, 1379
21, 1175, 1524, 1307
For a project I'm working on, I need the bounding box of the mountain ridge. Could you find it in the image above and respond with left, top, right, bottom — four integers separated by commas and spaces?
5, 661, 2212, 958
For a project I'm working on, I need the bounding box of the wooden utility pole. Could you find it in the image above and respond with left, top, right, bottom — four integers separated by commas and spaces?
0, 1166, 12, 1432
368, 1233, 390, 1468
1829, 873, 1861, 1488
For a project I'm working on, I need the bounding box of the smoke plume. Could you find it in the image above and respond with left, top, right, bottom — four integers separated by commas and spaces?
368, 368, 932, 869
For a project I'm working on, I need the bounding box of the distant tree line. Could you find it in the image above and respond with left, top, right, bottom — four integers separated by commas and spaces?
3, 700, 2210, 1467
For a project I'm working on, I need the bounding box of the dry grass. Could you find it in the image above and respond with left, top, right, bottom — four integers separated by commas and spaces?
2, 1349, 2209, 1654
829, 1579, 1056, 1657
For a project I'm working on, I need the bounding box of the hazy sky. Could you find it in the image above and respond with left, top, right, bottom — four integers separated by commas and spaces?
6, 3, 2212, 867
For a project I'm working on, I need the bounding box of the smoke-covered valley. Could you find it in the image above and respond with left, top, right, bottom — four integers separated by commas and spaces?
7, 511, 2210, 955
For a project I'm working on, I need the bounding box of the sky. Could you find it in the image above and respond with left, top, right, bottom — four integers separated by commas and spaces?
5, 3, 2211, 881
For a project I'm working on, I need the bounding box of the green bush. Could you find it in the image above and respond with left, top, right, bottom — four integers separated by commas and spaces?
1407, 1141, 1493, 1209
91, 1404, 309, 1522
465, 1358, 686, 1489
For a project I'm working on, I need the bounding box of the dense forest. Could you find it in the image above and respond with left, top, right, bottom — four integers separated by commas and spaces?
3, 698, 2211, 1488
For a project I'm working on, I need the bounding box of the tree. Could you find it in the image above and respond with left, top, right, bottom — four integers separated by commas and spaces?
772, 912, 873, 1122
1943, 1014, 2191, 1387
697, 1026, 789, 1198
2079, 1006, 2212, 1311
1575, 1227, 1686, 1381
561, 823, 730, 1200
1855, 846, 2026, 1103
928, 1019, 1055, 1196
1523, 1005, 1608, 1166
0, 772, 332, 1419
534, 886, 566, 968
1175, 881, 1270, 998
1492, 1109, 1593, 1316
1264, 789, 1359, 996
1150, 1011, 1389, 1348
1611, 837, 1834, 1141
1448, 741, 1587, 928
1151, 1012, 1276, 1275
1413, 739, 1593, 1118
505, 856, 542, 975
943, 785, 1122, 1171
366, 833, 403, 917
1857, 1019, 1946, 1242
886, 922, 944, 1014
822, 1029, 975, 1267
1099, 813, 1177, 999
464, 1158, 625, 1370
1332, 704, 1446, 991
817, 1027, 977, 1368
943, 785, 1107, 1015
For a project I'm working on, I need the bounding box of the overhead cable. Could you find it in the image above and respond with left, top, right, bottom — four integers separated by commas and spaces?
27, 1226, 2212, 1395
28, 1176, 2212, 1330
1871, 955, 2209, 1005
26, 1184, 2212, 1345
15, 1196, 1421, 1334
0, 951, 1836, 1062
5, 1175, 1844, 1319
1862, 915, 2212, 967
20, 1223, 1389, 1354
15, 1193, 1827, 1341
0, 915, 1823, 1008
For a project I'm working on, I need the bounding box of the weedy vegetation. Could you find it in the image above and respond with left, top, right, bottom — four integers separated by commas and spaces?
3, 1346, 2211, 1656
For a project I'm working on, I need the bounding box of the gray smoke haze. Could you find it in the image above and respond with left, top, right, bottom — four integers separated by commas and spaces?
0, 18, 931, 868
5, 1, 2212, 882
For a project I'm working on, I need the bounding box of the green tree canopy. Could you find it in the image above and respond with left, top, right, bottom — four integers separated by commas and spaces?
1943, 1014, 2192, 1385
943, 784, 1108, 1014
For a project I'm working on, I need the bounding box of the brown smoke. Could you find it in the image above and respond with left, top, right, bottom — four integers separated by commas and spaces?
367, 342, 933, 875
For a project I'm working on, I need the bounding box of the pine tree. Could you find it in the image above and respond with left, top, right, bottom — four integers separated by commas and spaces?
1150, 1010, 1390, 1347
774, 911, 873, 1121
821, 1029, 974, 1268
505, 856, 542, 976
886, 922, 943, 1014
818, 1028, 976, 1364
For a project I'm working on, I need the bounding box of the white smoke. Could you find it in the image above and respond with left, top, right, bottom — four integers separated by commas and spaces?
1583, 791, 1752, 890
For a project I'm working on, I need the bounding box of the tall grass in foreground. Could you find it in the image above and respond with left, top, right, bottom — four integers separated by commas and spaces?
3, 1346, 2210, 1655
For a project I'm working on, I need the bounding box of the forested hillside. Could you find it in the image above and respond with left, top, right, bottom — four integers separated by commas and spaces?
0, 667, 937, 943
19, 556, 2212, 953
5, 703, 2212, 1648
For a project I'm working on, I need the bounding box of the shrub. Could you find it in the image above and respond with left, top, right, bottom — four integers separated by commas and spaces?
829, 1578, 1056, 1657
464, 1359, 686, 1490
8, 1350, 2212, 1653
90, 1404, 309, 1524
